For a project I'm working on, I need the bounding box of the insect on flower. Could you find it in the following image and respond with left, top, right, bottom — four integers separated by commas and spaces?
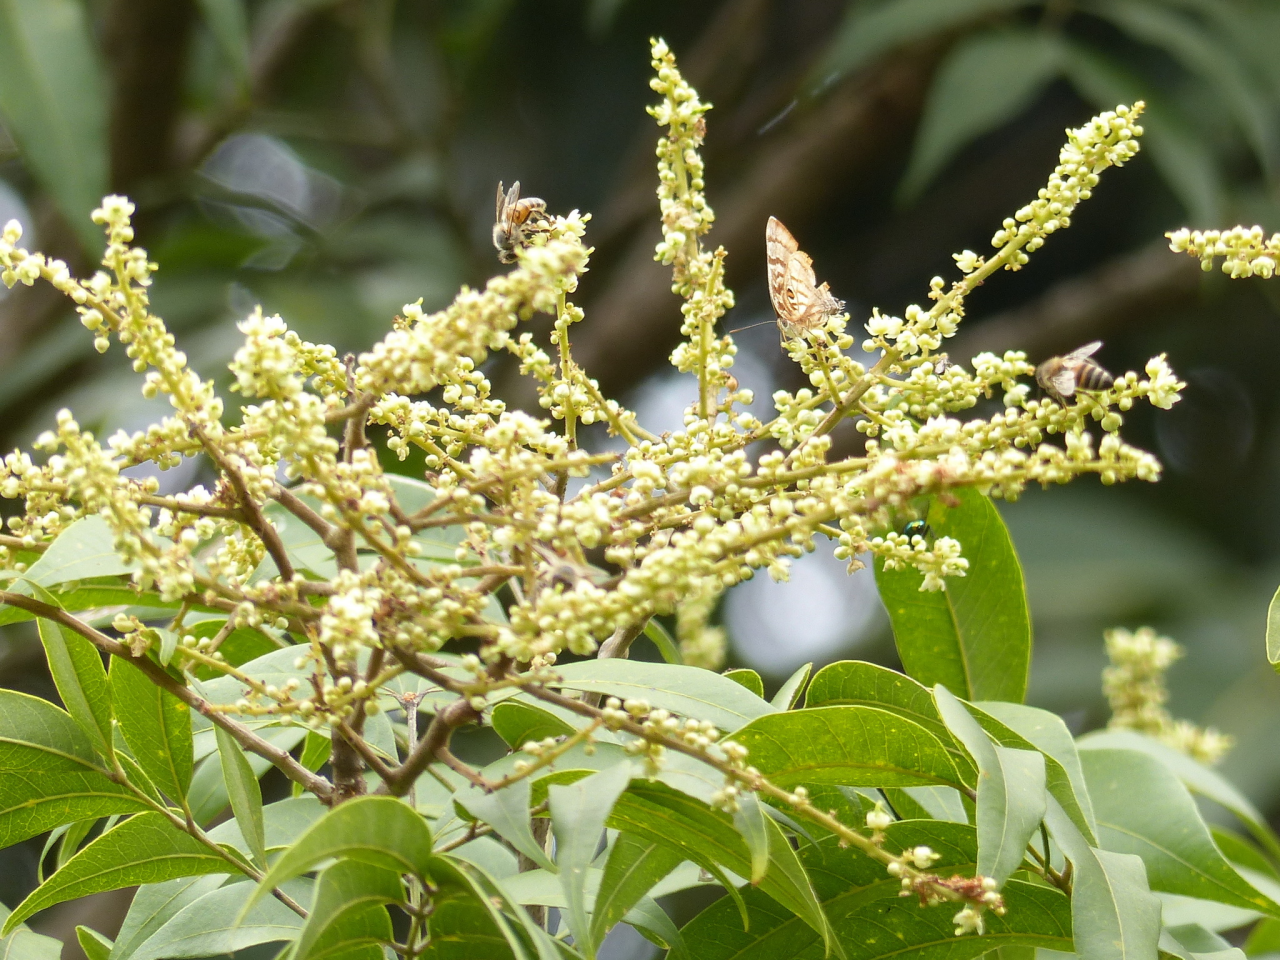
902, 519, 932, 541
1035, 340, 1115, 404
765, 216, 845, 341
494, 180, 548, 264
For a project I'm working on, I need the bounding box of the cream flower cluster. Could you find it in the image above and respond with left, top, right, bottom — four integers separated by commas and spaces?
1167, 224, 1280, 278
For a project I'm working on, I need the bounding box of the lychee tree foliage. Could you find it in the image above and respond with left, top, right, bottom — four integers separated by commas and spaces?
0, 37, 1272, 960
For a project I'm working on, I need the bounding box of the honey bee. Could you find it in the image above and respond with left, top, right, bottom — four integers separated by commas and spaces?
493, 181, 548, 264
765, 216, 845, 341
1034, 340, 1114, 404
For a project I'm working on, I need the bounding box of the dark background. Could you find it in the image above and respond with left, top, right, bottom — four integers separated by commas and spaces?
3, 1, 1280, 955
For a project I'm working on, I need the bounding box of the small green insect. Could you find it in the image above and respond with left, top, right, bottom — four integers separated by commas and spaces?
902, 519, 932, 541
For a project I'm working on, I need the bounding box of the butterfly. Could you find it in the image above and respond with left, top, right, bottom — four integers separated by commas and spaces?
765, 216, 845, 340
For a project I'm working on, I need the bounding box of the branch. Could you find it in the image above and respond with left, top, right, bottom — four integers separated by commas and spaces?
0, 590, 333, 801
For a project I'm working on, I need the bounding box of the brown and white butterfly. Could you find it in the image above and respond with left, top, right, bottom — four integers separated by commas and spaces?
765, 216, 845, 340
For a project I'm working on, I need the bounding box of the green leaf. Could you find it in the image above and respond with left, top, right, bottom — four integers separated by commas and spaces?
1049, 796, 1162, 960
245, 795, 433, 918
770, 662, 811, 710
3, 812, 233, 933
1161, 922, 1246, 960
456, 778, 557, 873
0, 903, 61, 959
726, 705, 968, 790
294, 729, 333, 798
623, 897, 689, 960
733, 791, 770, 882
1080, 728, 1280, 861
0, 0, 107, 251
189, 726, 306, 824
1246, 917, 1280, 955
36, 613, 112, 759
54, 816, 97, 872
0, 689, 148, 847
813, 0, 1035, 85
1269, 583, 1280, 670
110, 657, 193, 804
884, 785, 968, 822
17, 517, 134, 590
1087, 0, 1278, 177
978, 700, 1098, 842
723, 669, 765, 699
550, 762, 634, 958
679, 820, 1070, 960
294, 860, 400, 960
550, 660, 776, 732
874, 489, 1031, 702
130, 878, 308, 960
607, 779, 829, 945
899, 28, 1066, 202
644, 618, 683, 664
75, 925, 113, 960
108, 875, 227, 960
195, 0, 250, 88
1080, 748, 1280, 917
214, 725, 266, 869
588, 832, 683, 950
935, 687, 1045, 886
491, 700, 576, 750
1062, 41, 1224, 222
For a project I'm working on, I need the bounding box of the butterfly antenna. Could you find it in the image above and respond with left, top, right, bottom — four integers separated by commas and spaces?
728, 319, 778, 334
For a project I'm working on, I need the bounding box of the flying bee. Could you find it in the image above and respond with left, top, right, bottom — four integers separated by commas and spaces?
493, 180, 548, 264
902, 519, 932, 541
1034, 340, 1114, 404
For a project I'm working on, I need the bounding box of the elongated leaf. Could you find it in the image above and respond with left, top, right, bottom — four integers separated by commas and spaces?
0, 0, 107, 250
75, 925, 113, 960
3, 812, 233, 933
195, 0, 249, 87
550, 660, 776, 732
899, 28, 1066, 201
723, 669, 765, 698
550, 762, 634, 957
17, 517, 134, 590
456, 778, 557, 873
108, 875, 226, 960
1045, 796, 1160, 960
624, 897, 689, 960
771, 663, 812, 710
874, 489, 1031, 702
1270, 583, 1280, 670
979, 700, 1097, 841
726, 704, 968, 790
0, 903, 61, 960
588, 832, 683, 949
131, 878, 307, 960
1080, 728, 1280, 861
294, 860, 401, 960
935, 687, 1045, 886
1062, 42, 1223, 222
813, 0, 1035, 84
36, 613, 112, 759
189, 726, 306, 824
644, 618, 682, 664
1088, 0, 1278, 176
679, 819, 1071, 960
214, 725, 266, 869
0, 689, 148, 847
1081, 748, 1280, 916
1160, 922, 1246, 960
110, 657, 193, 804
885, 785, 968, 822
246, 796, 433, 917
491, 700, 575, 750
733, 791, 770, 882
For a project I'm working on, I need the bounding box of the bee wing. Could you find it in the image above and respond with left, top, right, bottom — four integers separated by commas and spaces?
1063, 340, 1103, 362
496, 181, 505, 222
1051, 368, 1078, 397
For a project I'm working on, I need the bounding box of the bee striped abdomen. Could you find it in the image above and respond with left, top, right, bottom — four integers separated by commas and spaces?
1077, 362, 1114, 392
